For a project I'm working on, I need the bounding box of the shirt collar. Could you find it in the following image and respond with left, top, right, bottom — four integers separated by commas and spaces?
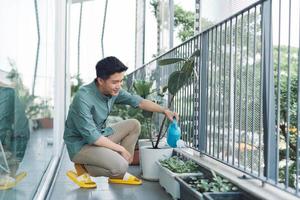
90, 80, 112, 101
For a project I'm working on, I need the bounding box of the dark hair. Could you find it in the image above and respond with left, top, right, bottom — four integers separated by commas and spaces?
95, 56, 128, 80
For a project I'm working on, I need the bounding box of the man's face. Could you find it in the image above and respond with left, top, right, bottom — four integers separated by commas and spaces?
98, 72, 124, 96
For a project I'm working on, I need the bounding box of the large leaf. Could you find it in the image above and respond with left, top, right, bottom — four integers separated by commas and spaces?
158, 58, 186, 66
181, 60, 194, 76
168, 71, 189, 95
190, 49, 201, 58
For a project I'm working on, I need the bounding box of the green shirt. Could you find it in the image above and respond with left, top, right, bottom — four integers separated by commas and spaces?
63, 81, 143, 160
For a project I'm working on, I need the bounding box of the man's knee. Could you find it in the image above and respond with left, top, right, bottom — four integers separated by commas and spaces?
110, 160, 129, 178
129, 119, 141, 134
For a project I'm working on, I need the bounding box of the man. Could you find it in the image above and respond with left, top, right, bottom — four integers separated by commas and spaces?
64, 56, 177, 188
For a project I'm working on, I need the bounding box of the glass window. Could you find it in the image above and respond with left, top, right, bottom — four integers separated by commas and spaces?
0, 0, 54, 198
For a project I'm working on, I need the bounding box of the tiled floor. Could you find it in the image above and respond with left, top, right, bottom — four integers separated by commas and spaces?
49, 148, 173, 200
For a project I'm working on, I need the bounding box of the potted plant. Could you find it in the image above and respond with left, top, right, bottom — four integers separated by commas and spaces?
175, 168, 258, 200
130, 80, 158, 165
36, 98, 53, 129
152, 49, 200, 149
140, 49, 200, 180
5, 64, 53, 130
157, 153, 202, 199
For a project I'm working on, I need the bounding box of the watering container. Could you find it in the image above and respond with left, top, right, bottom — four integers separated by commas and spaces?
167, 118, 181, 147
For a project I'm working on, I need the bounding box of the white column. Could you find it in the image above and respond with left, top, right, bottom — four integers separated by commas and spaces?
53, 0, 70, 156
135, 0, 146, 69
195, 0, 201, 34
159, 0, 171, 53
169, 0, 174, 48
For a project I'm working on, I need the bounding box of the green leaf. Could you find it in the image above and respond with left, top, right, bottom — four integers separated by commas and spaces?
158, 58, 186, 66
211, 170, 217, 179
181, 60, 194, 76
142, 110, 153, 118
190, 49, 201, 58
162, 85, 168, 93
128, 108, 140, 117
133, 80, 153, 99
159, 156, 200, 173
168, 71, 189, 95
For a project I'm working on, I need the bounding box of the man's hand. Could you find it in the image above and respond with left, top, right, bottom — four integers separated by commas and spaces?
120, 147, 132, 163
94, 137, 132, 163
163, 109, 179, 122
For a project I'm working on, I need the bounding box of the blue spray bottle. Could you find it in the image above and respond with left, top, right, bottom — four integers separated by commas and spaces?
167, 117, 181, 148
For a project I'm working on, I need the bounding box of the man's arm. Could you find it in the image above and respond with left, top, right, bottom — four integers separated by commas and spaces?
138, 99, 178, 121
71, 92, 132, 162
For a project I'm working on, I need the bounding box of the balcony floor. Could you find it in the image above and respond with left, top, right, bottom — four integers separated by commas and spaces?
49, 148, 172, 200
0, 128, 53, 200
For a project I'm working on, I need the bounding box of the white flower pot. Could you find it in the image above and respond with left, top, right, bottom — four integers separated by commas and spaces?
138, 139, 152, 149
138, 138, 167, 149
140, 146, 172, 181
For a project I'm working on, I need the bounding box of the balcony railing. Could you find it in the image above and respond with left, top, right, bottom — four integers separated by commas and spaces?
127, 0, 300, 197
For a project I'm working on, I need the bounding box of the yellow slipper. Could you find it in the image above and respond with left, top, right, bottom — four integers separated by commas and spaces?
108, 173, 142, 185
0, 172, 27, 190
66, 170, 97, 189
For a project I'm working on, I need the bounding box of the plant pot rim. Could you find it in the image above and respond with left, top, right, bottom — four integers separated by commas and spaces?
203, 192, 243, 195
202, 191, 253, 200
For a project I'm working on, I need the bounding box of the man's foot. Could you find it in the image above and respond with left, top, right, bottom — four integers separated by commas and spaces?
66, 170, 97, 189
108, 172, 142, 185
0, 172, 27, 190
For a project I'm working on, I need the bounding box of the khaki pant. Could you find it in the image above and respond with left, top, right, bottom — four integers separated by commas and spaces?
72, 119, 141, 178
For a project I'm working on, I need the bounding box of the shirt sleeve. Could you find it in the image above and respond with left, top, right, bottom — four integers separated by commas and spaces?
100, 127, 114, 136
70, 93, 102, 144
115, 89, 144, 108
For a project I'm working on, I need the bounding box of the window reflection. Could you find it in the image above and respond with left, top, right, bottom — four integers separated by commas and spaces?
0, 0, 54, 198
0, 85, 29, 189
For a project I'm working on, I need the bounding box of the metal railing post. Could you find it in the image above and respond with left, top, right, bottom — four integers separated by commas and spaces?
262, 0, 276, 180
199, 32, 209, 152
